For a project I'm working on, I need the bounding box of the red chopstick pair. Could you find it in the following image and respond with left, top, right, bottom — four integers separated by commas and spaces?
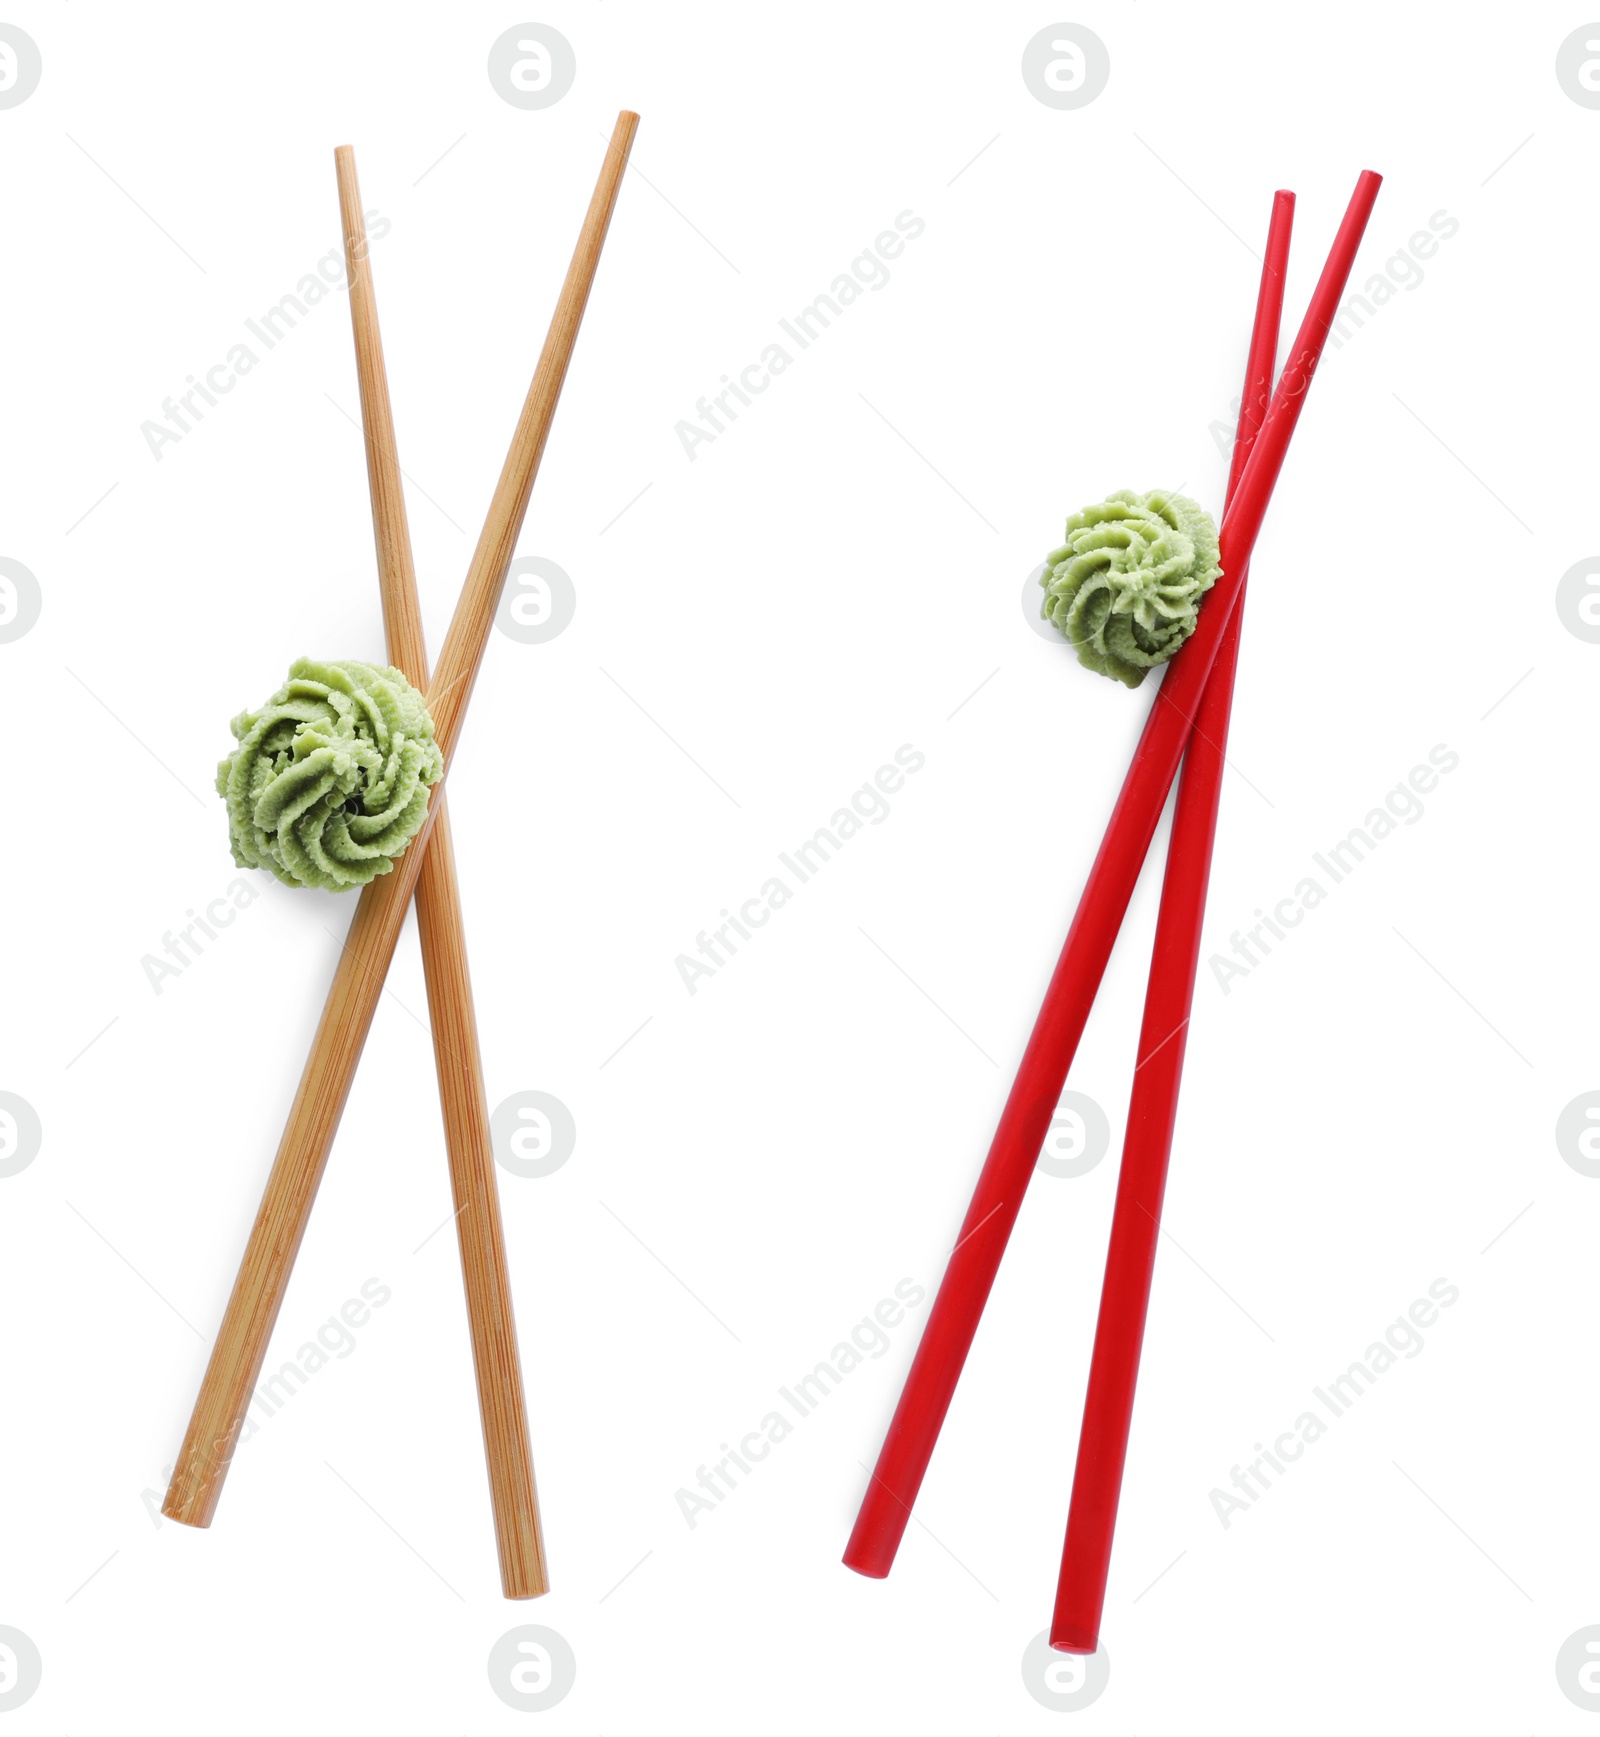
844, 172, 1383, 1652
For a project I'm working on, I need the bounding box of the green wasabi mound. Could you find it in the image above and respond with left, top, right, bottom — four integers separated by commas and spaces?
1039, 489, 1223, 688
217, 658, 444, 892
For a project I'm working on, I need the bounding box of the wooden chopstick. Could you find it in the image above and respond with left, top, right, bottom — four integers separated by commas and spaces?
334, 145, 545, 1599
163, 110, 639, 1534
1050, 190, 1296, 1655
843, 169, 1383, 1580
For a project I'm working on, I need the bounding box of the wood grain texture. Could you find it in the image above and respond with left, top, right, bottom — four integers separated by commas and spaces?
163, 111, 639, 1533
334, 145, 545, 1599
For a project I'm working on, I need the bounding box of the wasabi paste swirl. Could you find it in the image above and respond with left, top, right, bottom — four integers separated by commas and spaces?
1038, 489, 1222, 688
217, 658, 444, 891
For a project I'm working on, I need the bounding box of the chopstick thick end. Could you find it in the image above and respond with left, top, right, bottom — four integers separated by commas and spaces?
1048, 1622, 1099, 1656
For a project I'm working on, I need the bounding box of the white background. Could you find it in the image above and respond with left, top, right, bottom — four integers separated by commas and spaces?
1, 2, 1594, 1730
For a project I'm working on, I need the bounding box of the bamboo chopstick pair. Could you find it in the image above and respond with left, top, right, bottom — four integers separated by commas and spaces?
162, 112, 640, 1600
845, 171, 1383, 1652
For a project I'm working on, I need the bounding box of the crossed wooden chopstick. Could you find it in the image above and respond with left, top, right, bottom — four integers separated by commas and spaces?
162, 113, 640, 1600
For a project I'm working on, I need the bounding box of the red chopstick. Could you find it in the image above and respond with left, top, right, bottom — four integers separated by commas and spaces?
844, 169, 1382, 1580
1049, 189, 1295, 1656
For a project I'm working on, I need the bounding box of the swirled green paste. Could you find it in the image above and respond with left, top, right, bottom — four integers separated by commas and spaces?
217, 658, 444, 891
1038, 489, 1222, 688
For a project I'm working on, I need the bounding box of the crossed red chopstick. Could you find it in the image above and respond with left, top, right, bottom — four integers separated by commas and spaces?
844, 171, 1382, 1654
1052, 185, 1295, 1654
